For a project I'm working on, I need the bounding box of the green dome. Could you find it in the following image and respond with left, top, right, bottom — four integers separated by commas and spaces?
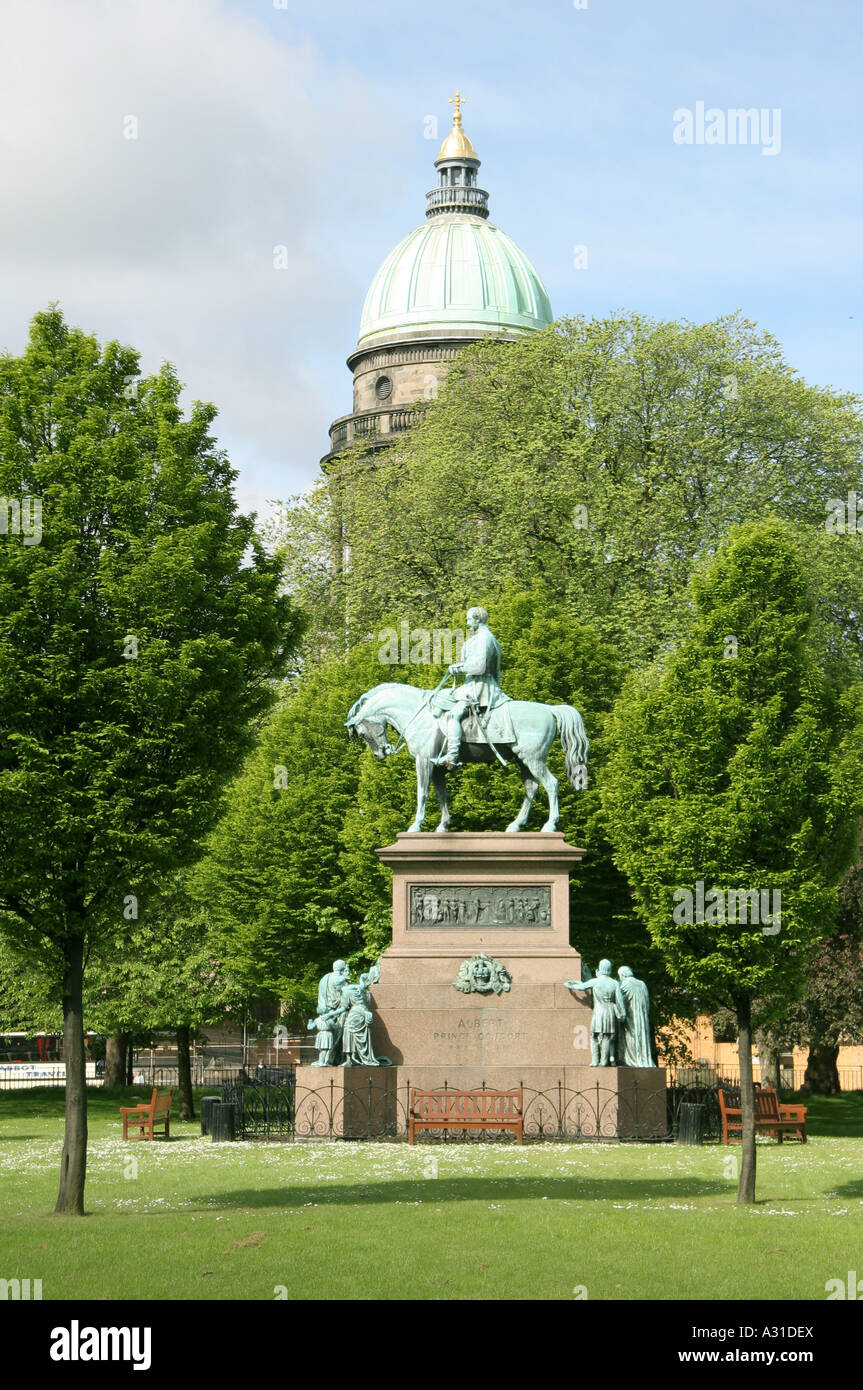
357, 214, 553, 348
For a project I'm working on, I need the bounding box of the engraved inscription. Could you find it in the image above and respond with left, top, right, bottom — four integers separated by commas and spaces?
408, 884, 551, 928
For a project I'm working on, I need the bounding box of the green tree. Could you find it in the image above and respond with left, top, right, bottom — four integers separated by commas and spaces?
601, 520, 863, 1203
748, 840, 863, 1095
192, 639, 386, 1021
0, 882, 243, 1117
85, 876, 245, 1117
0, 309, 302, 1213
275, 313, 863, 667
0, 935, 61, 1033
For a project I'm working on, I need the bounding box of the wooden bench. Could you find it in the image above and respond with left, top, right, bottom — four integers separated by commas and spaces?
408, 1087, 523, 1144
121, 1087, 173, 1140
760, 1086, 807, 1142
718, 1085, 806, 1144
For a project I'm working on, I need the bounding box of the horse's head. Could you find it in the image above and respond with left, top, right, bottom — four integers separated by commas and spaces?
345, 692, 396, 761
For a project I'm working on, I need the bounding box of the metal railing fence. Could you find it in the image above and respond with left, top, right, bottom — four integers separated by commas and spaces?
215, 1076, 726, 1144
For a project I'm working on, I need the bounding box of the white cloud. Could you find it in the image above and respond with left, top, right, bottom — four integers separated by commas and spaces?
0, 0, 402, 514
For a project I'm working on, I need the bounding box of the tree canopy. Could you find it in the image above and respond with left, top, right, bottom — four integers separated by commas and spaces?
273, 312, 863, 668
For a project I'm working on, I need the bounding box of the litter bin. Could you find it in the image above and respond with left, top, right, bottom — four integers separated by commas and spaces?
210, 1100, 236, 1142
677, 1102, 704, 1145
200, 1095, 222, 1137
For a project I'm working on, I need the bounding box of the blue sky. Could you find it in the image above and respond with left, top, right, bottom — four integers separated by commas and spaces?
1, 0, 860, 518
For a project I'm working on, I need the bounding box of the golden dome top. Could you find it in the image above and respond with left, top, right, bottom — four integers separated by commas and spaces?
436, 90, 479, 163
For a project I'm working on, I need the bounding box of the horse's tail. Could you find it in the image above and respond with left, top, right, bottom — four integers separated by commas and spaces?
550, 705, 590, 791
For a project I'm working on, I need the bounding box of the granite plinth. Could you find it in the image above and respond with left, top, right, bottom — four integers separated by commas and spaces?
354, 832, 665, 1139
377, 832, 584, 955
371, 832, 592, 1070
294, 1064, 667, 1140
370, 993, 592, 1068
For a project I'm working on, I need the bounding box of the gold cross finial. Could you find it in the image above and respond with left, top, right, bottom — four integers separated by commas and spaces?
449, 90, 465, 126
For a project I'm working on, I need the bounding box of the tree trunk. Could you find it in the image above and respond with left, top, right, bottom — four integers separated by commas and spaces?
54, 933, 87, 1216
176, 1025, 194, 1120
801, 1043, 841, 1095
126, 1039, 134, 1086
736, 996, 757, 1205
104, 1028, 128, 1088
755, 1028, 781, 1090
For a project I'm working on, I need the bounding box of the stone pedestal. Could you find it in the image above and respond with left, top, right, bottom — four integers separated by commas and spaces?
359, 833, 667, 1139
370, 832, 593, 1069
291, 1064, 667, 1140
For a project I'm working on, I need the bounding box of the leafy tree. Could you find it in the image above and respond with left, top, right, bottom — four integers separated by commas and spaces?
745, 844, 863, 1095
274, 313, 863, 667
0, 935, 61, 1033
0, 309, 302, 1213
84, 876, 245, 1117
262, 477, 347, 666
601, 520, 863, 1202
267, 313, 863, 1068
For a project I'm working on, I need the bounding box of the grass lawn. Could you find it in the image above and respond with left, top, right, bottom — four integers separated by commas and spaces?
1, 1087, 862, 1301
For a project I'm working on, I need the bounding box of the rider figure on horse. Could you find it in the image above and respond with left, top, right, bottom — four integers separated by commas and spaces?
433, 606, 512, 770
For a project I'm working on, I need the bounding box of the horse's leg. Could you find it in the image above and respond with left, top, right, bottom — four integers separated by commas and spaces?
538, 759, 560, 832
520, 751, 559, 832
506, 760, 538, 833
431, 765, 451, 833
407, 756, 430, 833
534, 714, 560, 831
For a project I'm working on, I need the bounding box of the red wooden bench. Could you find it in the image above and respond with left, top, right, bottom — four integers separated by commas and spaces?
408, 1087, 523, 1144
718, 1085, 806, 1144
121, 1087, 173, 1140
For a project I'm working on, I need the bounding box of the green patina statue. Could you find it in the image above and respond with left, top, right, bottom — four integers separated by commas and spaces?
564, 959, 625, 1066
564, 960, 656, 1067
308, 958, 351, 1066
617, 966, 656, 1068
346, 604, 589, 834
342, 963, 391, 1067
308, 958, 391, 1067
432, 606, 511, 770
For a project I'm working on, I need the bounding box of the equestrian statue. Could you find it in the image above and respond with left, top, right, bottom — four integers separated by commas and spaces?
346, 606, 589, 834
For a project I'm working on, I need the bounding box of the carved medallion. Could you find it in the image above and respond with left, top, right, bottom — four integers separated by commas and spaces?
452, 953, 512, 996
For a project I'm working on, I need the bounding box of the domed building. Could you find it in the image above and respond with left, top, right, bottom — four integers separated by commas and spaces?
323, 93, 553, 466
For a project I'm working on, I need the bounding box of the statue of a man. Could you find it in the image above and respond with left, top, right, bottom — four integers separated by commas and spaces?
617, 966, 656, 1068
434, 605, 511, 770
308, 959, 351, 1066
564, 959, 625, 1066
